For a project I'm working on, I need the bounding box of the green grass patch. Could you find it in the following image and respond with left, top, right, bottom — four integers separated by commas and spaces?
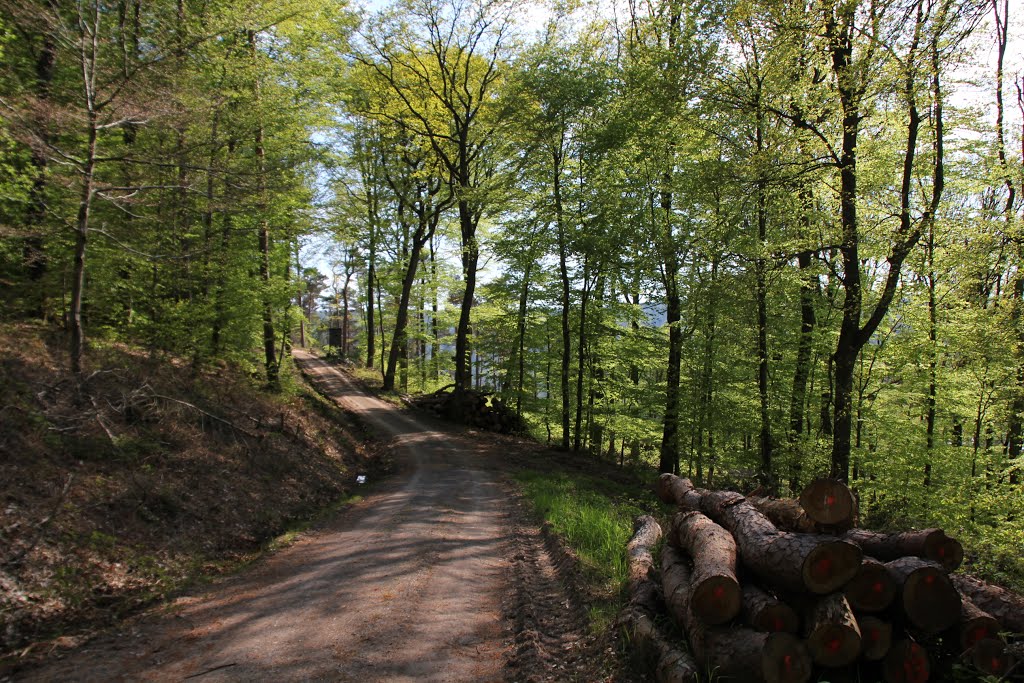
513, 469, 645, 600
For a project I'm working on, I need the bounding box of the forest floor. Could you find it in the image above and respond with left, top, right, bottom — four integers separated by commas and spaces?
2, 334, 640, 681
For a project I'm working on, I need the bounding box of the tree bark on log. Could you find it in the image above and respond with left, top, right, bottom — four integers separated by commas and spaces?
857, 615, 892, 661
621, 516, 700, 683
627, 515, 662, 598
844, 557, 897, 613
721, 503, 862, 594
661, 545, 812, 683
657, 475, 862, 594
741, 583, 799, 634
804, 593, 862, 668
670, 511, 741, 625
882, 639, 930, 683
884, 557, 960, 634
843, 528, 962, 571
747, 496, 818, 534
950, 573, 1024, 634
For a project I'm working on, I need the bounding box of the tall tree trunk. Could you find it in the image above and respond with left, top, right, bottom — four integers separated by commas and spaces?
660, 174, 683, 474
992, 0, 1023, 469
249, 31, 277, 387
515, 260, 532, 417
70, 4, 102, 374
453, 202, 478, 391
384, 231, 432, 391
755, 188, 772, 490
554, 148, 572, 450
573, 256, 591, 452
70, 116, 98, 374
430, 236, 439, 381
788, 244, 817, 491
22, 34, 56, 319
210, 139, 236, 356
826, 3, 927, 480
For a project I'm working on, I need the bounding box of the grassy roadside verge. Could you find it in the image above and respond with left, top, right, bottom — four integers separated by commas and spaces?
512, 468, 654, 630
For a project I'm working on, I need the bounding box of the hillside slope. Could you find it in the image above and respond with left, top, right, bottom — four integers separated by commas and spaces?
0, 324, 384, 669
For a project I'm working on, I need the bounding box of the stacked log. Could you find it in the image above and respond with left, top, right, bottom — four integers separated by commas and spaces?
618, 515, 700, 683
624, 473, 1024, 682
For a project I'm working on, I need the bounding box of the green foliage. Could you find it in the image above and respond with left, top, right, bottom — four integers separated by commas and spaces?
1, 0, 1022, 603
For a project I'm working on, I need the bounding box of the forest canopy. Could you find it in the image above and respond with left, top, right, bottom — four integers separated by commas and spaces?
1, 0, 1022, 581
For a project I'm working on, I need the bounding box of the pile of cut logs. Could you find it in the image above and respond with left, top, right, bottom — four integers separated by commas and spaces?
405, 386, 527, 434
620, 473, 1024, 683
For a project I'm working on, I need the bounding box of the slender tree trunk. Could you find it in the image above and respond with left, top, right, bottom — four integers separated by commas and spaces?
573, 257, 591, 452
788, 245, 817, 491
755, 191, 772, 490
554, 148, 572, 450
453, 188, 479, 390
515, 261, 532, 417
70, 116, 98, 374
377, 278, 385, 376
923, 2, 950, 487
249, 31, 277, 387
70, 5, 102, 374
23, 34, 56, 319
342, 275, 350, 358
384, 232, 430, 391
210, 139, 235, 356
992, 0, 1023, 470
660, 177, 683, 474
430, 236, 439, 381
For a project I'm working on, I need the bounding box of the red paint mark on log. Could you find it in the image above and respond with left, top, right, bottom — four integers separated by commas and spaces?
904, 644, 928, 683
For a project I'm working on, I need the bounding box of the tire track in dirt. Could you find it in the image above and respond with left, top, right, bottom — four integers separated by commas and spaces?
15, 351, 588, 682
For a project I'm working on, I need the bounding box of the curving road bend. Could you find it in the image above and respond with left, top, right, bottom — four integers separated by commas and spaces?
22, 350, 520, 682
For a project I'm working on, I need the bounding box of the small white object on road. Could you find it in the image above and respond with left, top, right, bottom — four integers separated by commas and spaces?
356, 475, 366, 484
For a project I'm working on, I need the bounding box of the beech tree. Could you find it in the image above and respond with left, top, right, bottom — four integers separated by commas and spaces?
359, 0, 516, 394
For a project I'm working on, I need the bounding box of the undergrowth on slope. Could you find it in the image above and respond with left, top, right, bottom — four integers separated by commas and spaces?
0, 322, 386, 672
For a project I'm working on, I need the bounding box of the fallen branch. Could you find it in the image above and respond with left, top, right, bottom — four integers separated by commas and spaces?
148, 392, 260, 440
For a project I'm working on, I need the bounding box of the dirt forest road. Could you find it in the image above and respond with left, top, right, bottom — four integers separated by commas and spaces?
19, 351, 587, 682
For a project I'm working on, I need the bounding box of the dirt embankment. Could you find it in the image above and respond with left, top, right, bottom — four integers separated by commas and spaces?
0, 324, 384, 673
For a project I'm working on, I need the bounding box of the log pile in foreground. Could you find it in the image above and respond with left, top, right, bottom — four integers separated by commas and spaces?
617, 473, 1024, 682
